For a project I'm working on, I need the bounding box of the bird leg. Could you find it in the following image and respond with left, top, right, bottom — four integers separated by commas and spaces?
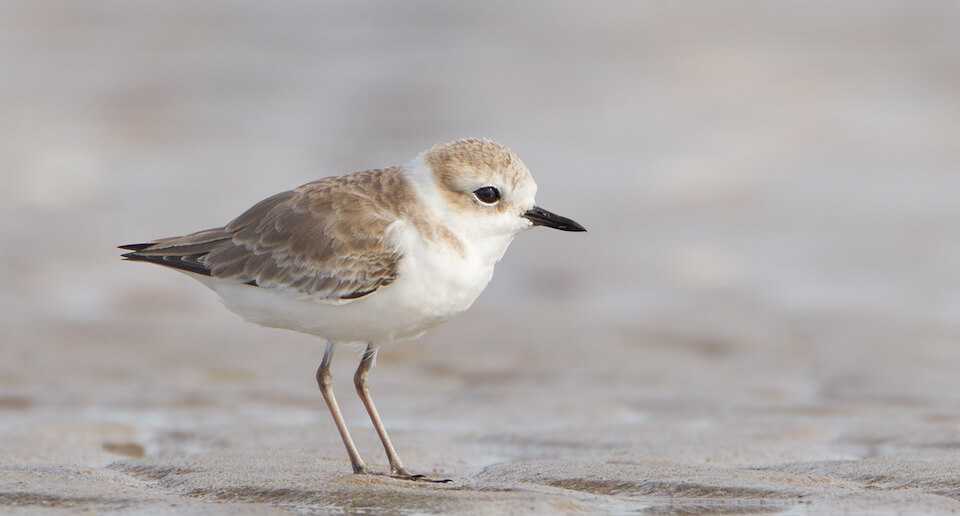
316, 341, 367, 474
354, 344, 450, 482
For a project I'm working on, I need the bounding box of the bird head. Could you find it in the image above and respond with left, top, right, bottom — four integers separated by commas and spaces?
413, 138, 586, 239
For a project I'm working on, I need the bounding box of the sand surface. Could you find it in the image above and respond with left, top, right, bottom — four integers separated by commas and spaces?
2, 2, 960, 514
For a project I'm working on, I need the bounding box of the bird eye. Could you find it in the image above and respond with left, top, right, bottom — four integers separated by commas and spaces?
473, 186, 501, 204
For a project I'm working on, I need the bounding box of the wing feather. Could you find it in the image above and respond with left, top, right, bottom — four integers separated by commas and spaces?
120, 170, 405, 301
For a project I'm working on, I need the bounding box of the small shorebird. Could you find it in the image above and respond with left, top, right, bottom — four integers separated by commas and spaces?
120, 138, 585, 481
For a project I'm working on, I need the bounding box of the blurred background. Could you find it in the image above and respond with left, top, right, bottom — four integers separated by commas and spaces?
2, 1, 959, 513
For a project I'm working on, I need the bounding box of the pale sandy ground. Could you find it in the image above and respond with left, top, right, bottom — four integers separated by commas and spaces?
2, 2, 960, 514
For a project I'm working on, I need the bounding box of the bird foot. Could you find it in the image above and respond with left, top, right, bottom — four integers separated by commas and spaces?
390, 468, 452, 483
350, 466, 452, 483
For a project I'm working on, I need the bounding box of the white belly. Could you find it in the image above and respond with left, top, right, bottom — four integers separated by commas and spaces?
197, 227, 509, 345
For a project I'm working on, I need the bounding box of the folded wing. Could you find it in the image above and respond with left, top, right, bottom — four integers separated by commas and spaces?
120, 171, 402, 301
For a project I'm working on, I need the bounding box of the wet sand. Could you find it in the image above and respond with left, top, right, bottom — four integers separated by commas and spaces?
2, 2, 960, 514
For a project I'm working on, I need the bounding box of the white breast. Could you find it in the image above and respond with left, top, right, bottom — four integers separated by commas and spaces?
387, 221, 511, 325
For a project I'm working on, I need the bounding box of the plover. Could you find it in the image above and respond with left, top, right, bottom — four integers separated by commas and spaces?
120, 138, 585, 481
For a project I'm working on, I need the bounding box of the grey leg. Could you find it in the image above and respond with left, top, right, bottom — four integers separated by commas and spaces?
353, 344, 411, 476
316, 341, 367, 474
354, 344, 451, 482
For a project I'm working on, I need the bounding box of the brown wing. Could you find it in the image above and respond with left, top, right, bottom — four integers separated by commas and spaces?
120, 170, 404, 301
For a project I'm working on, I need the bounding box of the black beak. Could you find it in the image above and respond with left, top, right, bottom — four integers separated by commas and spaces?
523, 206, 587, 232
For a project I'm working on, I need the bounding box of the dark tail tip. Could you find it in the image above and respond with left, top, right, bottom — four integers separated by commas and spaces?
120, 251, 159, 268
119, 243, 153, 252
